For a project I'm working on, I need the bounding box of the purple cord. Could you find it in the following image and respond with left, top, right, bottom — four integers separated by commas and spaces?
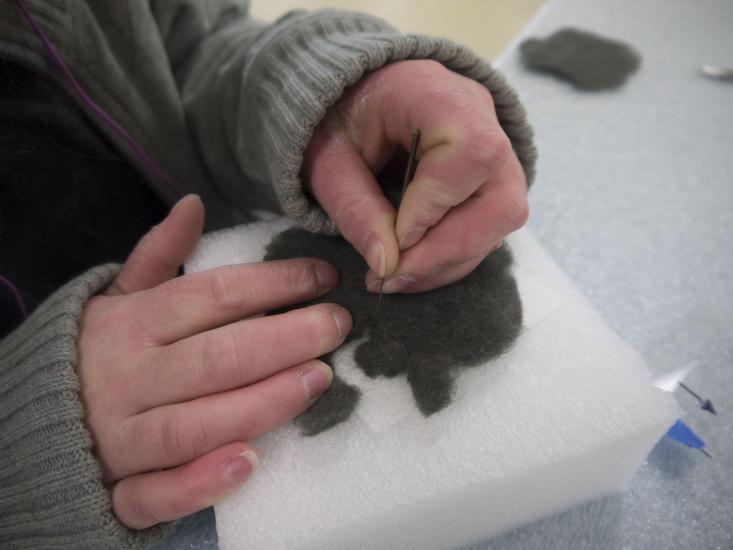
0, 274, 28, 321
16, 0, 183, 200
4, 1, 188, 325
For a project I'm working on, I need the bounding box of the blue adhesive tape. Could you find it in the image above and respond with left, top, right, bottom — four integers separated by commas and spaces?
665, 419, 706, 449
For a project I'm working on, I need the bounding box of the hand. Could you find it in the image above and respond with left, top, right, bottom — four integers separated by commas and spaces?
303, 60, 528, 293
77, 196, 351, 529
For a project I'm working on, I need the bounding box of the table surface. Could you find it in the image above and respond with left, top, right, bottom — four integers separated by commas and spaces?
155, 1, 733, 548
471, 1, 732, 549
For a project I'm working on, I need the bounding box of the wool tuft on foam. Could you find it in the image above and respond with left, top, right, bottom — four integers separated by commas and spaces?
185, 219, 678, 550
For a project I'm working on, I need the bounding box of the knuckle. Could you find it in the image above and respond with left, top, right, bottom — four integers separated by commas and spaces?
448, 234, 477, 261
510, 199, 530, 230
425, 86, 472, 117
276, 261, 320, 296
164, 492, 195, 519
502, 192, 530, 232
411, 258, 453, 283
206, 267, 242, 311
159, 413, 208, 464
123, 486, 163, 527
428, 254, 482, 282
493, 132, 515, 162
380, 59, 448, 86
415, 235, 481, 282
417, 75, 491, 123
438, 232, 478, 269
410, 59, 451, 80
237, 405, 260, 439
196, 338, 220, 387
125, 298, 161, 347
413, 59, 446, 72
219, 326, 255, 384
134, 495, 164, 527
199, 328, 238, 385
332, 192, 372, 242
466, 77, 496, 105
159, 415, 186, 462
460, 128, 512, 176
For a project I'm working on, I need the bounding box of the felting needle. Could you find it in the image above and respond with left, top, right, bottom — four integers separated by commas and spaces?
375, 129, 421, 320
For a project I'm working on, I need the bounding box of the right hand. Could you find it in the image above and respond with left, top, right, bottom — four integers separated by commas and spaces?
304, 60, 528, 294
77, 195, 351, 529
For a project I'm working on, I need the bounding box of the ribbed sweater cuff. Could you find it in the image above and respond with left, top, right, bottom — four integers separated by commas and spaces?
245, 9, 537, 234
0, 265, 169, 549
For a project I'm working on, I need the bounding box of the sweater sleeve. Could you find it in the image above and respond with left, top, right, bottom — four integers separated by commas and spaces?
0, 264, 170, 549
152, 1, 537, 234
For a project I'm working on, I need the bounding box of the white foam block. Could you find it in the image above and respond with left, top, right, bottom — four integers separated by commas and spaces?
185, 220, 679, 550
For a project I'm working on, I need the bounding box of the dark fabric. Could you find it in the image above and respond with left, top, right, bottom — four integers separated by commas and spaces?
265, 227, 523, 435
0, 60, 168, 338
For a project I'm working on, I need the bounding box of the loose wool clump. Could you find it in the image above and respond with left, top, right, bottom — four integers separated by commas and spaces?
520, 28, 640, 90
264, 227, 523, 435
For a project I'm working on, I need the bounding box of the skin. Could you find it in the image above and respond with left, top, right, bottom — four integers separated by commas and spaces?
79, 196, 351, 528
303, 60, 529, 293
77, 60, 528, 529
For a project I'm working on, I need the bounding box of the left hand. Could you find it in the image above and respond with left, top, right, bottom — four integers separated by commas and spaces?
303, 60, 528, 293
77, 196, 349, 529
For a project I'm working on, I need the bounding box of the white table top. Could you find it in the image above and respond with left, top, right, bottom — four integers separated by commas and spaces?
474, 0, 733, 548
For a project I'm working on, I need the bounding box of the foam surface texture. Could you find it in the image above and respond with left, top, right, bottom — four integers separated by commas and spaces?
185, 220, 677, 550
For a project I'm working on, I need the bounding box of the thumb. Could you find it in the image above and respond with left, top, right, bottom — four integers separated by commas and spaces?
108, 194, 205, 295
305, 133, 399, 278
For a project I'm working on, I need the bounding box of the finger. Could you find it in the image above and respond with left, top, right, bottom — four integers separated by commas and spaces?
366, 159, 527, 293
304, 130, 399, 278
372, 61, 516, 250
113, 360, 332, 476
128, 258, 339, 344
394, 129, 513, 250
369, 255, 486, 295
112, 441, 258, 529
132, 304, 351, 411
109, 194, 205, 296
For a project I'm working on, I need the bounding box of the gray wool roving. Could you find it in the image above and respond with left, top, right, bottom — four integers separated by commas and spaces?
520, 28, 640, 90
264, 227, 523, 435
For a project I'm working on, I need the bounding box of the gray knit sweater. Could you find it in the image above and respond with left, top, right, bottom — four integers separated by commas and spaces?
0, 1, 536, 548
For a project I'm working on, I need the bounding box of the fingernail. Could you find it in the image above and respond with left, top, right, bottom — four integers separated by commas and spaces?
331, 307, 352, 339
382, 274, 416, 293
314, 262, 338, 291
222, 448, 259, 486
360, 232, 386, 277
399, 226, 426, 251
299, 361, 333, 399
365, 276, 381, 293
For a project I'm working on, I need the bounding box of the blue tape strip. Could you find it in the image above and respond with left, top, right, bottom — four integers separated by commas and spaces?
665, 419, 705, 449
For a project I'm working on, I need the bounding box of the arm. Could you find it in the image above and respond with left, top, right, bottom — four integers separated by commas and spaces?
152, 1, 536, 224
154, 0, 536, 284
1, 196, 348, 549
4, 0, 534, 276
0, 264, 172, 549
1, 3, 535, 547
